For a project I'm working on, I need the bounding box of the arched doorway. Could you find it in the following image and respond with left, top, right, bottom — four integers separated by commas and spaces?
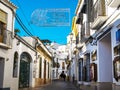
13, 52, 18, 77
19, 52, 32, 88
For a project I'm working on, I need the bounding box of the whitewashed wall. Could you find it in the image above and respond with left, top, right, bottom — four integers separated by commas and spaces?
111, 19, 120, 85
10, 37, 36, 90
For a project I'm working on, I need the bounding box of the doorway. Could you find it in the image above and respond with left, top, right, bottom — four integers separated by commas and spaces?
44, 60, 46, 84
98, 32, 112, 82
0, 57, 4, 88
19, 52, 31, 88
78, 58, 83, 81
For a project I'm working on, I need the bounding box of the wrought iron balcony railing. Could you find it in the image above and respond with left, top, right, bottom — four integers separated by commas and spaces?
0, 29, 12, 48
91, 0, 107, 29
80, 22, 88, 42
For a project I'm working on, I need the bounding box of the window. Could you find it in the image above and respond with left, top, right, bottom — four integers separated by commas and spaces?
48, 62, 49, 79
62, 62, 65, 69
39, 57, 42, 78
116, 29, 120, 43
0, 22, 6, 43
0, 9, 7, 43
13, 52, 18, 77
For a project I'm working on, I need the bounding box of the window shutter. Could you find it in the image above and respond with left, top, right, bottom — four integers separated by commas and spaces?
0, 9, 7, 23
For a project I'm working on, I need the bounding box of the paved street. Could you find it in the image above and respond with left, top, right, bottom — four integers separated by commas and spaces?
19, 80, 120, 90
19, 80, 79, 90
39, 80, 79, 90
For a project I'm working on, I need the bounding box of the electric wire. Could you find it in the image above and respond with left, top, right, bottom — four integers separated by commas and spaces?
15, 0, 35, 35
15, 14, 33, 36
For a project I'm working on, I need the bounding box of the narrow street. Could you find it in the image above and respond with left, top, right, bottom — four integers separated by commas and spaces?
19, 80, 79, 90
1, 0, 120, 90
19, 80, 120, 90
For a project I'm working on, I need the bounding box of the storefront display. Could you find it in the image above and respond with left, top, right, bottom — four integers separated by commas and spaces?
113, 44, 120, 82
113, 56, 120, 82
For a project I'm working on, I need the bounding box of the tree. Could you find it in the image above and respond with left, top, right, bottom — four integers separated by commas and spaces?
14, 29, 20, 35
41, 39, 51, 45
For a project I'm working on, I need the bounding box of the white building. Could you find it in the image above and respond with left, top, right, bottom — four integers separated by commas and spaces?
74, 0, 120, 88
57, 45, 68, 78
22, 37, 52, 87
46, 42, 68, 80
6, 35, 52, 90
66, 33, 77, 82
11, 35, 37, 90
0, 0, 17, 90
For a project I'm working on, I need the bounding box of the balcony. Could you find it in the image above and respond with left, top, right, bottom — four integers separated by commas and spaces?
0, 29, 12, 49
80, 22, 89, 42
107, 0, 120, 7
91, 0, 107, 29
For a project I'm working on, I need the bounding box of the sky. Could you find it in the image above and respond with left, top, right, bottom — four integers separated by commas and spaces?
10, 0, 78, 44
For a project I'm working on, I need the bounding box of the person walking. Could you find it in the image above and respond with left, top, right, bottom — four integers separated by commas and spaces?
60, 71, 66, 81
63, 73, 66, 81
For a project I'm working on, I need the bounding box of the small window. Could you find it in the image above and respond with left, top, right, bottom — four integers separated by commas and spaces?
13, 52, 18, 77
48, 62, 49, 79
39, 57, 42, 78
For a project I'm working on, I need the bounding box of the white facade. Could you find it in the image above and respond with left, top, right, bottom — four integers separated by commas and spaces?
66, 33, 77, 82
0, 0, 17, 90
46, 42, 68, 80
57, 45, 68, 78
11, 36, 36, 90
22, 37, 52, 87
75, 0, 120, 86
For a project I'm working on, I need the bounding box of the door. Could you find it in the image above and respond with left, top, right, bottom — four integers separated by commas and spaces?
0, 58, 4, 88
44, 60, 46, 84
19, 59, 30, 88
78, 58, 83, 81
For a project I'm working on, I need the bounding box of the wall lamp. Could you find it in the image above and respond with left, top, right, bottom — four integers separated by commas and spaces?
88, 36, 97, 46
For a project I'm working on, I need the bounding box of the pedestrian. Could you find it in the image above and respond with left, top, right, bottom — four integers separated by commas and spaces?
60, 73, 63, 79
72, 74, 75, 83
60, 71, 66, 81
63, 73, 66, 81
